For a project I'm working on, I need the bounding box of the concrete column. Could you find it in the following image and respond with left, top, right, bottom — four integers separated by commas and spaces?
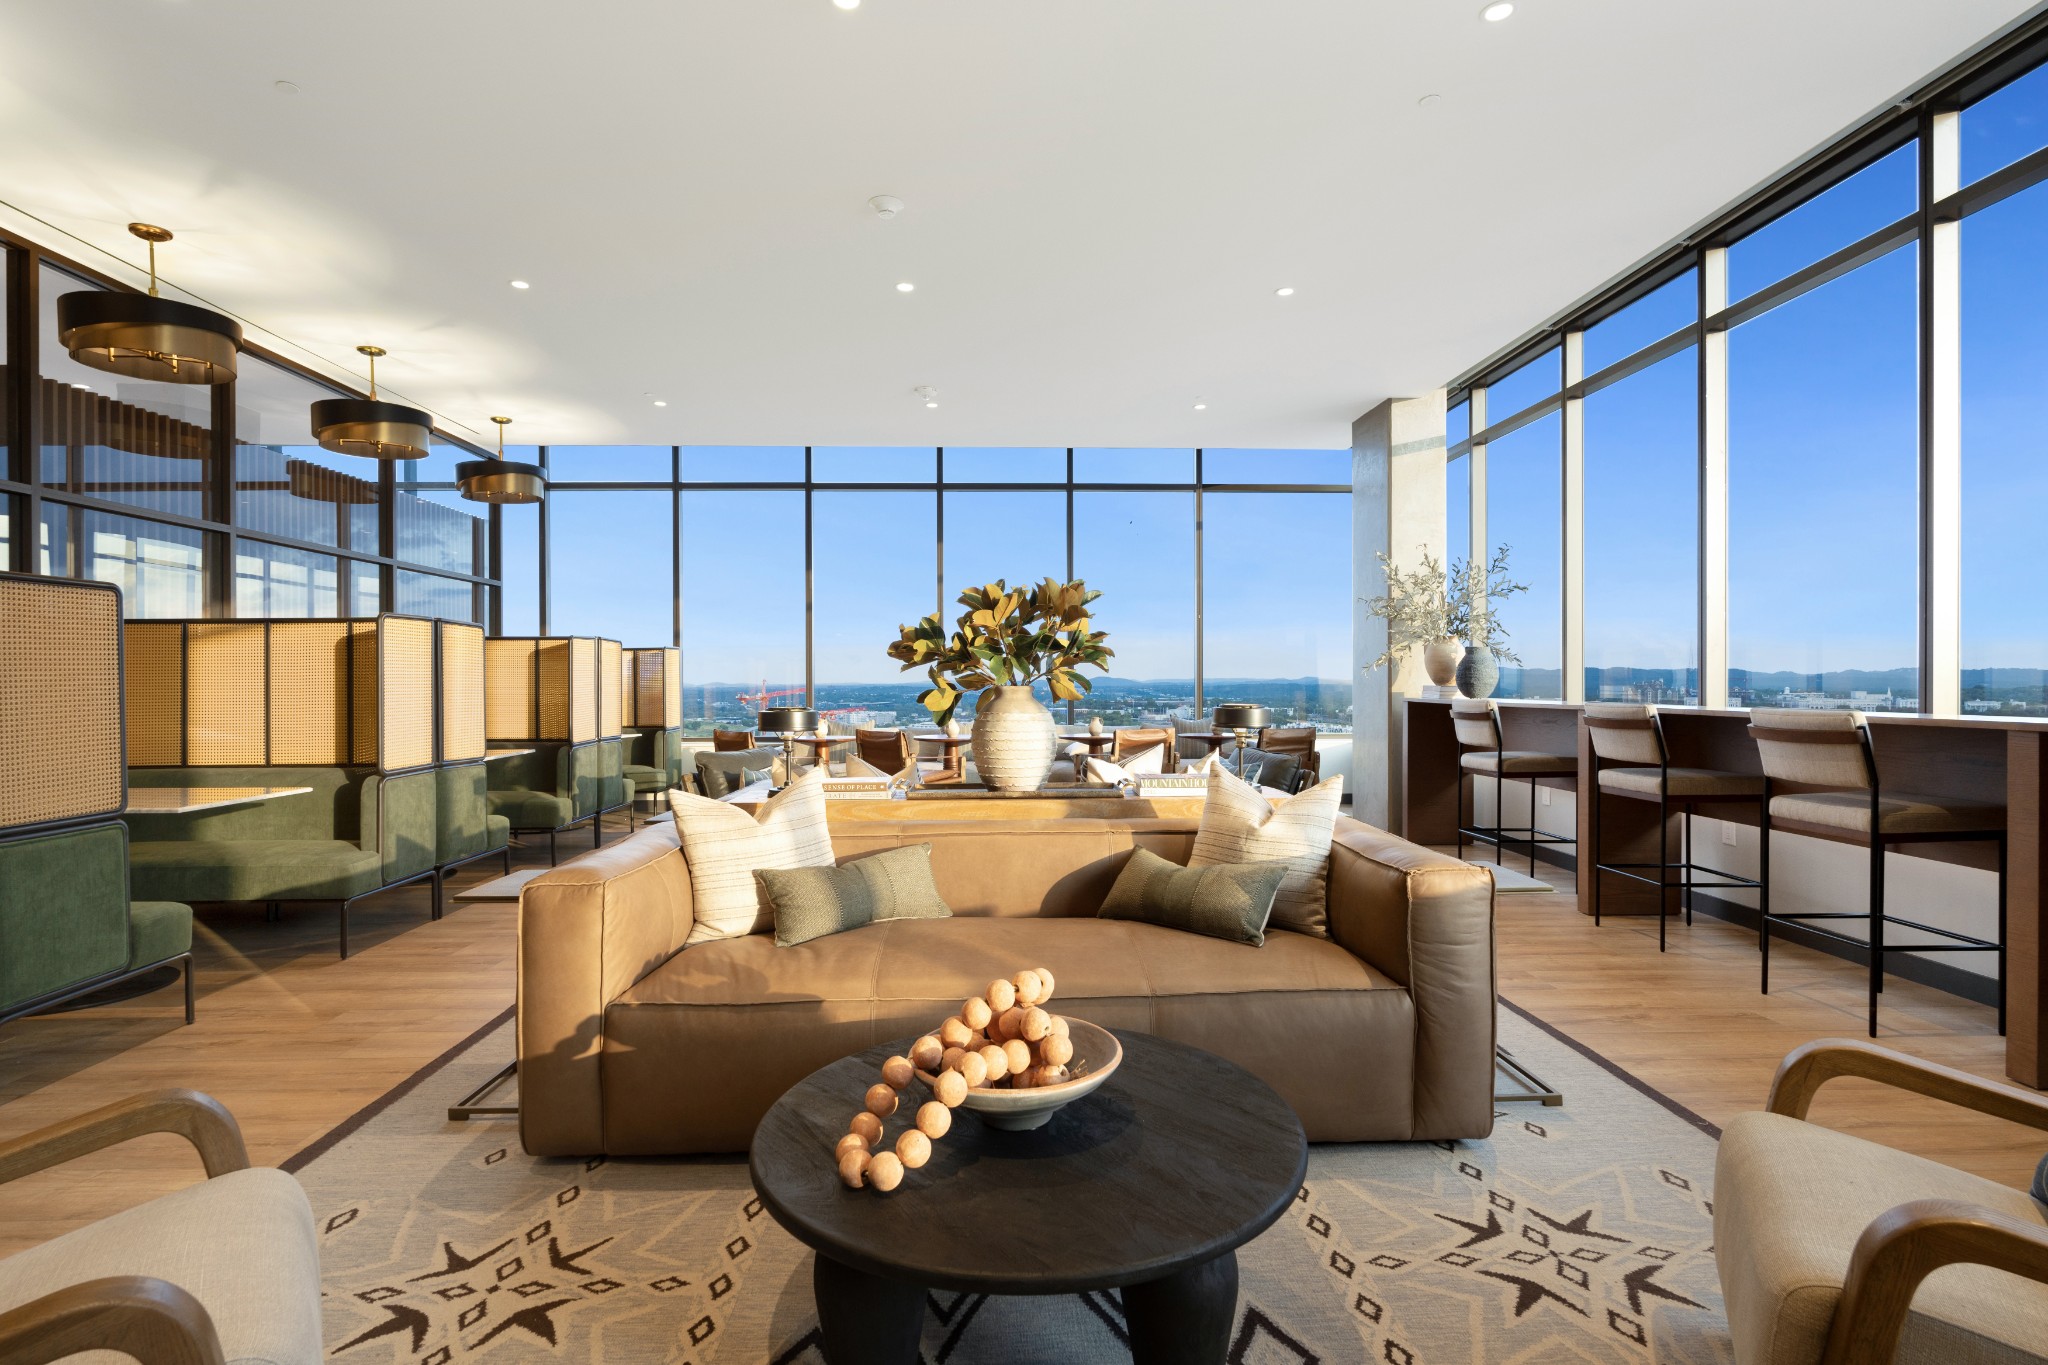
1353, 390, 1449, 833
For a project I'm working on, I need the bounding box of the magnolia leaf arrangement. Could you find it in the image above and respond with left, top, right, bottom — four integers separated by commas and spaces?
835, 967, 1078, 1195
1360, 544, 1529, 670
886, 578, 1114, 725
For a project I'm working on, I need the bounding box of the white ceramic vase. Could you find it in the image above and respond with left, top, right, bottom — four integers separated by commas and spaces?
1422, 637, 1463, 687
970, 685, 1057, 791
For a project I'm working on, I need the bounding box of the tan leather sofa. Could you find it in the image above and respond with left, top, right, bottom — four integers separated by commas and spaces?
517, 814, 1497, 1156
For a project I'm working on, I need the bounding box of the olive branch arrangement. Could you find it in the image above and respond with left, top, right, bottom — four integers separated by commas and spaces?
1360, 545, 1528, 671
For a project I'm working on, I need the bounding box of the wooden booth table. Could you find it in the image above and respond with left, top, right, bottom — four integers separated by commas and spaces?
750, 1030, 1306, 1365
1404, 696, 2048, 1089
123, 785, 313, 814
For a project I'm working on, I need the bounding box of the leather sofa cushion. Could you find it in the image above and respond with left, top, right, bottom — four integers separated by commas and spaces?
603, 916, 1411, 1151
128, 840, 383, 903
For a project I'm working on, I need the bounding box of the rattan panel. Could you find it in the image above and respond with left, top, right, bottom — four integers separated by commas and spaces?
268, 621, 352, 764
569, 638, 597, 744
124, 622, 185, 767
350, 622, 380, 766
619, 649, 638, 730
485, 638, 540, 741
186, 624, 267, 765
536, 640, 570, 740
438, 622, 486, 762
380, 616, 436, 772
0, 578, 123, 832
598, 640, 623, 739
631, 647, 680, 729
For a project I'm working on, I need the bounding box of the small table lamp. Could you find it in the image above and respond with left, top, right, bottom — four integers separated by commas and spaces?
1210, 703, 1272, 780
756, 707, 820, 793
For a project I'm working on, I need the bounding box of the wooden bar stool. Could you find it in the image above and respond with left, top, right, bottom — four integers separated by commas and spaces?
1748, 708, 2008, 1037
1583, 703, 1765, 951
1451, 699, 1577, 876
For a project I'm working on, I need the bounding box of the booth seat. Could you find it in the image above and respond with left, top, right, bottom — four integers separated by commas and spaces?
124, 766, 441, 958
0, 822, 195, 1028
486, 738, 628, 864
623, 726, 686, 799
436, 762, 512, 884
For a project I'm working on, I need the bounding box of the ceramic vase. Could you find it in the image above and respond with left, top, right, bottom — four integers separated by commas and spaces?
1422, 637, 1463, 687
970, 685, 1057, 791
1455, 646, 1499, 700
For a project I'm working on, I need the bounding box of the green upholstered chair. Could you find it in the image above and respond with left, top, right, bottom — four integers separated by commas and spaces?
486, 742, 618, 864
435, 763, 512, 888
0, 823, 195, 1028
124, 766, 441, 958
622, 728, 671, 805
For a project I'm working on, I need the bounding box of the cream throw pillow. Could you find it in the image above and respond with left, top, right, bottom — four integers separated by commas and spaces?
1188, 764, 1344, 937
668, 768, 835, 943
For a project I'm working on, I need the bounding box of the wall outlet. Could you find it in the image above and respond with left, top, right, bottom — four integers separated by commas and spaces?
1722, 823, 1738, 846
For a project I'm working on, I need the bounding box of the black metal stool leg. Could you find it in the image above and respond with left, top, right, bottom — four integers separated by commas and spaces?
1999, 834, 2009, 1037
1495, 770, 1506, 867
1759, 800, 1772, 995
1657, 788, 1670, 952
1869, 833, 1886, 1036
1683, 807, 1694, 926
1591, 771, 1603, 927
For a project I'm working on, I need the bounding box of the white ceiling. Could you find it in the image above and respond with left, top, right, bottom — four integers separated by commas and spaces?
0, 0, 2035, 450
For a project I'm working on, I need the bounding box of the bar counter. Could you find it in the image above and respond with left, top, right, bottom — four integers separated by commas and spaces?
1404, 697, 2048, 1088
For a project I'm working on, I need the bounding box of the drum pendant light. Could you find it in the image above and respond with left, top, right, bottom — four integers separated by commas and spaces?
57, 223, 242, 384
310, 345, 434, 461
457, 416, 547, 504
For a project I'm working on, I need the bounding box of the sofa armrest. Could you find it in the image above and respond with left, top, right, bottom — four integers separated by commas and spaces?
517, 823, 694, 1156
1327, 822, 1497, 1139
0, 1277, 224, 1365
0, 1089, 247, 1186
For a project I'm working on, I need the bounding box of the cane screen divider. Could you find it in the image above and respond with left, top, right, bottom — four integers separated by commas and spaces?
598, 640, 623, 739
483, 636, 604, 743
121, 616, 445, 773
626, 647, 681, 730
0, 574, 125, 834
437, 622, 487, 763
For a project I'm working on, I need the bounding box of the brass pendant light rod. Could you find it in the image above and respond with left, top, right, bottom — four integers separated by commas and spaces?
129, 222, 171, 297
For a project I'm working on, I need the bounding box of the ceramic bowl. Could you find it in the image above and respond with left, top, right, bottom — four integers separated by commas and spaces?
916, 1018, 1122, 1131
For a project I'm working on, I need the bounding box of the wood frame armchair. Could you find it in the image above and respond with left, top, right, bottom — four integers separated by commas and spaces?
0, 1090, 249, 1365
1763, 1039, 2048, 1364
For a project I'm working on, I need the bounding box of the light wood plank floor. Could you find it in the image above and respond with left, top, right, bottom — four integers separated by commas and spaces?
0, 833, 2038, 1261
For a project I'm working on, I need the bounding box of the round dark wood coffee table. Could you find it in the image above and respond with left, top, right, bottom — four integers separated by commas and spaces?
750, 1028, 1306, 1365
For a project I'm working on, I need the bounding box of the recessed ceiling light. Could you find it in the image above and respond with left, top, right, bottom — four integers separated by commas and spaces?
653, 400, 668, 407
1274, 287, 1295, 297
1481, 2, 1514, 20
1193, 402, 1207, 410
896, 282, 915, 293
835, 0, 860, 8
509, 279, 530, 290
925, 401, 938, 409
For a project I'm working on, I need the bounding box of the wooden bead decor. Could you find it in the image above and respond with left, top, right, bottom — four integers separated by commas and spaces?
825, 964, 1095, 1195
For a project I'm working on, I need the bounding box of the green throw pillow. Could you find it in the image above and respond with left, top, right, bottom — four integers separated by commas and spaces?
757, 843, 952, 947
1097, 846, 1287, 947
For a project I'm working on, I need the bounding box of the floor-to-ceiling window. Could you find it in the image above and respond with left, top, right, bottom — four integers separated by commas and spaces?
1583, 345, 1699, 702
1203, 492, 1352, 725
680, 488, 804, 735
1484, 411, 1563, 699
812, 489, 938, 725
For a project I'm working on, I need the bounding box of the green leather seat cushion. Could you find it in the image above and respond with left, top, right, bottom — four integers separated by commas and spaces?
488, 789, 574, 829
128, 840, 383, 904
127, 902, 193, 968
625, 764, 666, 789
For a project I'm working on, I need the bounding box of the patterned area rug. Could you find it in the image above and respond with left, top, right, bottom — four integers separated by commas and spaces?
289, 1003, 1733, 1363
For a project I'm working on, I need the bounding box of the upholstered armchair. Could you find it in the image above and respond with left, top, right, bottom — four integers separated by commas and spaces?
1111, 726, 1173, 767
0, 1090, 321, 1365
1257, 726, 1322, 783
1716, 1038, 2048, 1363
854, 728, 915, 776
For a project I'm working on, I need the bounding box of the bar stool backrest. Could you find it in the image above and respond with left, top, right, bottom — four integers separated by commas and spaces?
1583, 703, 1665, 765
1448, 699, 1500, 750
1746, 708, 1874, 790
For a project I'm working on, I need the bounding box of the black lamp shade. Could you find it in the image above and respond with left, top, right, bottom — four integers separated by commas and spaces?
456, 458, 547, 504
311, 397, 433, 461
1211, 703, 1272, 732
756, 707, 820, 735
57, 290, 241, 385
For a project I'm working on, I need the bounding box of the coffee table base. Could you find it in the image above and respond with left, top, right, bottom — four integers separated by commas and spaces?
813, 1250, 1238, 1365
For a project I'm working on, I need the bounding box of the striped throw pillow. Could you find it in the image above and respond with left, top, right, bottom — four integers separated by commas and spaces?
1188, 763, 1344, 937
668, 768, 835, 943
